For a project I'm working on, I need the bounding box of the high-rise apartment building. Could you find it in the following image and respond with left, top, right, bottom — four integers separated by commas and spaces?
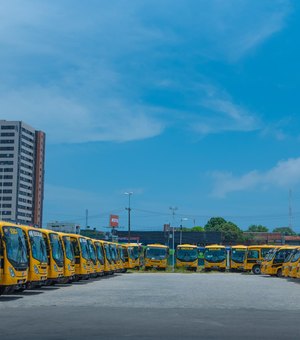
0, 120, 45, 227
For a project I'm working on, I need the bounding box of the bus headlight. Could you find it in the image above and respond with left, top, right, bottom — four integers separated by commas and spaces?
9, 267, 15, 277
83, 264, 86, 269
68, 264, 71, 271
34, 265, 39, 274
54, 264, 58, 272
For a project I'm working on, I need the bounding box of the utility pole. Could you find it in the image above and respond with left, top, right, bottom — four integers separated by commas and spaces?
169, 206, 178, 272
125, 192, 133, 243
289, 189, 292, 229
85, 209, 89, 228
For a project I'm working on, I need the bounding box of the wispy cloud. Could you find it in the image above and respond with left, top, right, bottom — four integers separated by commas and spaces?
0, 0, 292, 143
211, 157, 300, 198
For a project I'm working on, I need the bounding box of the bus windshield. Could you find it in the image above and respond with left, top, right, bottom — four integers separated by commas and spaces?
95, 243, 104, 264
177, 248, 198, 262
79, 238, 90, 260
131, 246, 139, 260
3, 226, 28, 268
264, 249, 277, 262
87, 240, 97, 264
49, 233, 64, 265
274, 249, 291, 262
146, 247, 167, 260
29, 230, 47, 263
231, 249, 246, 263
119, 247, 125, 262
205, 249, 226, 263
283, 250, 296, 263
291, 250, 300, 263
63, 236, 74, 261
104, 244, 112, 262
109, 245, 116, 263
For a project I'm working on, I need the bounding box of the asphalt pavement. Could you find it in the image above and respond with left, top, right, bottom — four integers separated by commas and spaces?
0, 273, 300, 339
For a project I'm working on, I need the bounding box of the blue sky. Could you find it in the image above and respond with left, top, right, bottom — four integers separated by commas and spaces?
1, 0, 300, 232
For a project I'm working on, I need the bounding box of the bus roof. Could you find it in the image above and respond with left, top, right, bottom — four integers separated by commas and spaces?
177, 244, 198, 249
205, 244, 225, 249
147, 244, 169, 248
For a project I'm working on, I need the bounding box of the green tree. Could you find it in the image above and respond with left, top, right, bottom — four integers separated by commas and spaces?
247, 225, 269, 232
204, 217, 242, 243
272, 227, 296, 236
191, 226, 204, 232
204, 217, 227, 231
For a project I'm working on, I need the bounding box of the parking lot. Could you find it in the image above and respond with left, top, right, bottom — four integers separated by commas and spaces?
0, 273, 300, 339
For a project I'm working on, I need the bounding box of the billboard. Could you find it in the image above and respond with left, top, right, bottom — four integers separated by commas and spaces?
109, 214, 119, 228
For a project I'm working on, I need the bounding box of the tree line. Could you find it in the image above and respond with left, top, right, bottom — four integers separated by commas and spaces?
180, 217, 298, 243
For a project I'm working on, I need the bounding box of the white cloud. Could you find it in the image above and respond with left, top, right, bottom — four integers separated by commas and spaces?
211, 157, 300, 198
190, 83, 261, 135
0, 1, 292, 143
0, 87, 165, 144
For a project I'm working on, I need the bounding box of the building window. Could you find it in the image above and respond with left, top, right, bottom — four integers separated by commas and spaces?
0, 154, 14, 158
0, 140, 14, 144
2, 211, 11, 215
2, 204, 11, 208
0, 146, 14, 150
3, 182, 13, 187
2, 197, 12, 201
0, 189, 12, 194
1, 125, 16, 130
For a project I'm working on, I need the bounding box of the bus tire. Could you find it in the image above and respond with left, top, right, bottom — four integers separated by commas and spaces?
252, 265, 261, 275
276, 268, 282, 277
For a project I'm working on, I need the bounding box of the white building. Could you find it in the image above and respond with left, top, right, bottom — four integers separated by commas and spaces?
47, 221, 80, 234
0, 120, 45, 226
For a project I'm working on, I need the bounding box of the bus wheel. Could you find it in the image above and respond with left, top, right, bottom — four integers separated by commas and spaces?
252, 265, 261, 275
276, 268, 282, 277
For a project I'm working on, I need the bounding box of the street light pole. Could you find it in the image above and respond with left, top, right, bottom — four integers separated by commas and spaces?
124, 192, 133, 243
169, 206, 178, 272
180, 218, 188, 245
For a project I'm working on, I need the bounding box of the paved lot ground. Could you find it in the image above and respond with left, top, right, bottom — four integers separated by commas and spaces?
0, 273, 300, 339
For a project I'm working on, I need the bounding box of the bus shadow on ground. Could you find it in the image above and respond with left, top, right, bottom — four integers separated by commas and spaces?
286, 278, 300, 285
0, 295, 23, 301
14, 291, 44, 296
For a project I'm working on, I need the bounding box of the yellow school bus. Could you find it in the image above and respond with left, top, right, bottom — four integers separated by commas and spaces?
40, 229, 64, 284
176, 244, 198, 271
282, 247, 299, 277
204, 245, 227, 271
0, 221, 28, 295
244, 245, 275, 275
261, 246, 294, 277
58, 233, 75, 282
117, 244, 126, 273
144, 244, 169, 270
69, 234, 91, 280
287, 247, 300, 278
87, 238, 98, 278
230, 245, 247, 271
102, 241, 114, 274
93, 240, 105, 276
122, 244, 137, 271
21, 225, 48, 288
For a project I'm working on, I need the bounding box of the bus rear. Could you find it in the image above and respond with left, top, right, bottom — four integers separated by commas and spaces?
0, 222, 28, 295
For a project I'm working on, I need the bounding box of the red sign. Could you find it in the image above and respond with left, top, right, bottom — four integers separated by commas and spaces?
109, 214, 119, 228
